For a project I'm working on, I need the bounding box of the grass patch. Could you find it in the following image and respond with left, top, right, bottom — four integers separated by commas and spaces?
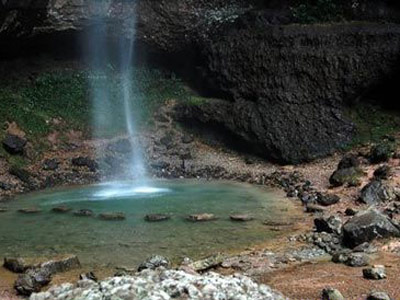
0, 68, 192, 145
345, 103, 400, 147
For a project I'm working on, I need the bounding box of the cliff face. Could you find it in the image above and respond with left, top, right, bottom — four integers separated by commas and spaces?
178, 24, 400, 163
1, 1, 400, 164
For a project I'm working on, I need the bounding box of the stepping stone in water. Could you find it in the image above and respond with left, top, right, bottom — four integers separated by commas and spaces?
144, 214, 171, 222
18, 208, 41, 214
51, 206, 71, 213
230, 214, 254, 222
99, 212, 126, 221
187, 213, 216, 222
73, 209, 94, 217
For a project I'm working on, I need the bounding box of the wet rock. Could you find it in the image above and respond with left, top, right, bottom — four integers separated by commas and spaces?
374, 165, 391, 180
137, 255, 170, 272
305, 204, 326, 213
229, 214, 254, 221
343, 209, 400, 248
14, 268, 51, 296
188, 253, 225, 272
99, 212, 126, 221
0, 207, 7, 213
363, 265, 387, 280
316, 194, 340, 206
359, 180, 397, 205
51, 206, 71, 213
187, 213, 216, 222
73, 209, 94, 217
18, 207, 41, 214
71, 157, 97, 172
40, 255, 80, 275
4, 257, 29, 273
108, 139, 132, 153
42, 159, 59, 171
367, 291, 391, 300
370, 142, 395, 164
144, 214, 171, 222
329, 167, 362, 187
345, 253, 369, 267
3, 134, 27, 155
322, 287, 344, 300
314, 216, 342, 235
79, 271, 97, 282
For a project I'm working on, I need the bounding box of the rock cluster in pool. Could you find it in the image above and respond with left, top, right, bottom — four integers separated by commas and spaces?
29, 268, 286, 300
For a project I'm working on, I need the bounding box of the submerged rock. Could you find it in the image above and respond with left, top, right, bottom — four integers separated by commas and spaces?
187, 213, 216, 222
144, 214, 171, 222
137, 255, 170, 272
99, 212, 126, 221
229, 214, 254, 221
3, 134, 27, 155
18, 207, 42, 214
343, 209, 400, 248
51, 206, 71, 213
73, 209, 94, 217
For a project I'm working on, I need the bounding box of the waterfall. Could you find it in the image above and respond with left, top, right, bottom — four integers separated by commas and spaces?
86, 1, 148, 188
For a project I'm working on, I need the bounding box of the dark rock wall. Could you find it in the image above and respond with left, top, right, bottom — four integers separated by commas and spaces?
179, 24, 400, 164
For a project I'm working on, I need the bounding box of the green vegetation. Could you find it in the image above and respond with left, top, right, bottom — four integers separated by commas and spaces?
290, 0, 348, 24
0, 67, 191, 157
345, 103, 400, 147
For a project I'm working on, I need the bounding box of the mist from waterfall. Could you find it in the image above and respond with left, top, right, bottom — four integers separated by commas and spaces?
86, 1, 147, 185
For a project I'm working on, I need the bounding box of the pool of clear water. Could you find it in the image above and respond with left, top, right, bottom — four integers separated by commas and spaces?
0, 180, 301, 268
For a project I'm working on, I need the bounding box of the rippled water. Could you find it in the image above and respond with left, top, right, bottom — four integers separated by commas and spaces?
0, 180, 301, 268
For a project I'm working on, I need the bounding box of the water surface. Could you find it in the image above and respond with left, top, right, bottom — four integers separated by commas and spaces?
0, 180, 301, 267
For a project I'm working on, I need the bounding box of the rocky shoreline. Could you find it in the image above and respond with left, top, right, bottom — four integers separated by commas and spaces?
0, 102, 400, 299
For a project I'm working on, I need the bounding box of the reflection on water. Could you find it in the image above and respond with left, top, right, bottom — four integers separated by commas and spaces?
0, 180, 301, 268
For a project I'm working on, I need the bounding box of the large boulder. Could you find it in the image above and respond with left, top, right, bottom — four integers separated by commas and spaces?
343, 209, 400, 248
359, 180, 398, 205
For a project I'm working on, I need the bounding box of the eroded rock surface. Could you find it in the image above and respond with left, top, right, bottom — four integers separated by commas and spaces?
30, 269, 286, 300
